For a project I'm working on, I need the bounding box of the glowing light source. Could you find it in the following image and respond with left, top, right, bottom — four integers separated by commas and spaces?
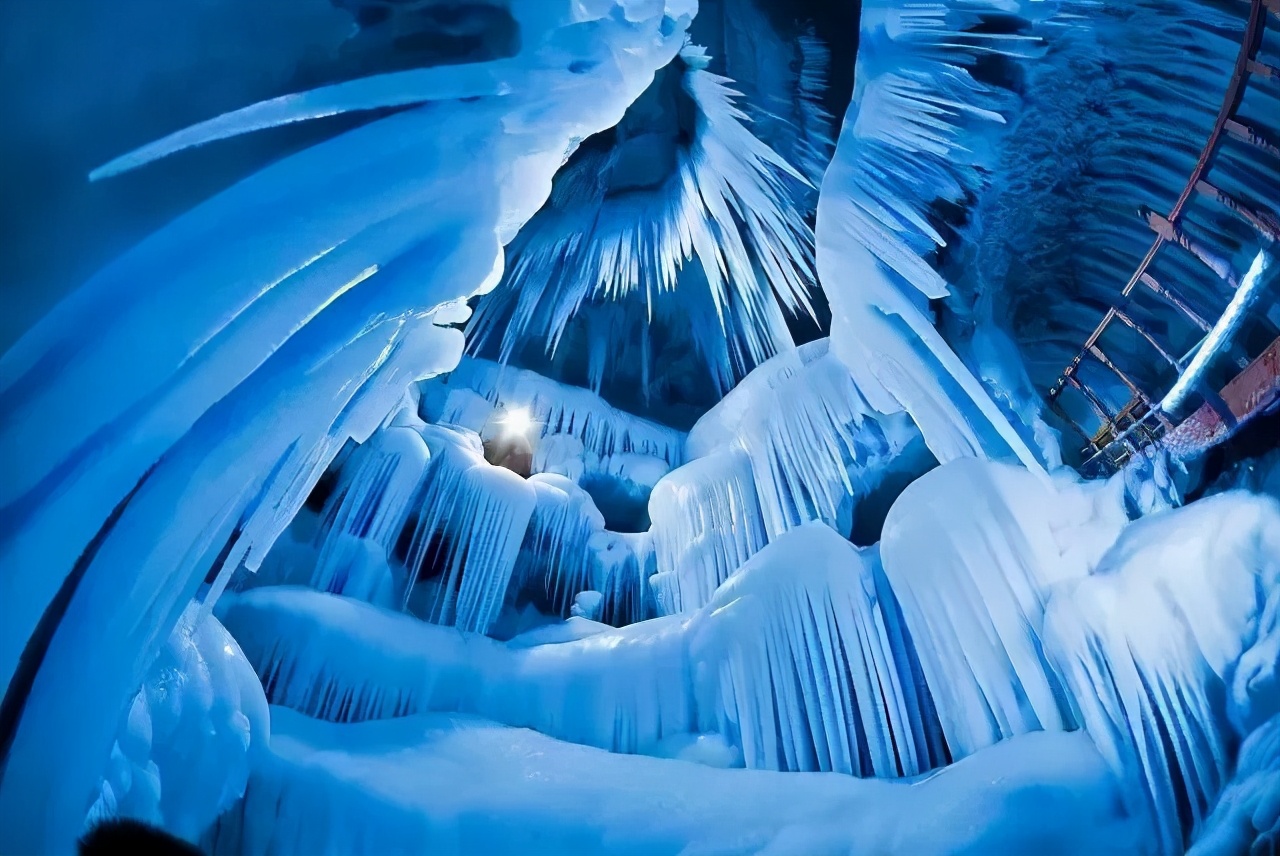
498, 407, 536, 438
1161, 248, 1274, 417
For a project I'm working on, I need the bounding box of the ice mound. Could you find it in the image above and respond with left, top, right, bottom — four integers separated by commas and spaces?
87, 604, 269, 844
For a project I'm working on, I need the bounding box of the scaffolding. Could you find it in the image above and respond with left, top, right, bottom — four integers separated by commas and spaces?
1046, 0, 1280, 475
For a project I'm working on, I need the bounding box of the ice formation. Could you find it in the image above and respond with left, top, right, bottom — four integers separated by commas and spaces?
421, 357, 686, 470
86, 605, 269, 844
651, 339, 933, 613
2, 0, 1279, 853
467, 42, 821, 394
816, 0, 1052, 474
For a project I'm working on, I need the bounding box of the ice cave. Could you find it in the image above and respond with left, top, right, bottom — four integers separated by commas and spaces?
3, 0, 1280, 853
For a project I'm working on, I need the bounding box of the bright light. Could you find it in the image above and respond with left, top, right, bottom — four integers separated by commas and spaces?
1161, 248, 1273, 416
498, 406, 536, 438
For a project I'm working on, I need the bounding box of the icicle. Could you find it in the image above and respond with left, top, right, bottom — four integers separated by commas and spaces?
509, 475, 607, 618
650, 340, 932, 614
310, 426, 432, 603
690, 523, 946, 777
401, 426, 536, 635
1043, 492, 1280, 855
649, 448, 769, 615
595, 531, 658, 628
467, 43, 819, 391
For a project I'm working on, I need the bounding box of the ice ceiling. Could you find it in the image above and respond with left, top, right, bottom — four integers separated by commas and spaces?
0, 0, 1279, 854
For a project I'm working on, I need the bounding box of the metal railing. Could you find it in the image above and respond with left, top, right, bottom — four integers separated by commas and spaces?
1046, 0, 1280, 472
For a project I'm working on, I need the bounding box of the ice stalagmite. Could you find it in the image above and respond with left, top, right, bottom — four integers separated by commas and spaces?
87, 604, 269, 844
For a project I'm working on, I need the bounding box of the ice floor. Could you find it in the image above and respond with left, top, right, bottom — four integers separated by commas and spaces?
212, 697, 1139, 856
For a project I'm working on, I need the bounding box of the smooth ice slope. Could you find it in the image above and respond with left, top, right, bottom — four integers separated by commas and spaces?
208, 707, 1142, 856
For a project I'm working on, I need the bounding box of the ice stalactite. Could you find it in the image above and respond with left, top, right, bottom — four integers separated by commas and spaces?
467, 41, 820, 394
595, 531, 658, 628
650, 340, 931, 614
421, 357, 686, 469
87, 604, 269, 844
1044, 493, 1280, 855
402, 426, 536, 635
649, 449, 769, 615
0, 1, 695, 848
880, 458, 1128, 759
688, 339, 929, 538
258, 410, 661, 634
310, 425, 432, 604
510, 475, 607, 618
691, 523, 946, 777
815, 0, 1052, 474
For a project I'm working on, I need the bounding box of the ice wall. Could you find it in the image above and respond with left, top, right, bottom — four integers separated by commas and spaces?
0, 2, 696, 850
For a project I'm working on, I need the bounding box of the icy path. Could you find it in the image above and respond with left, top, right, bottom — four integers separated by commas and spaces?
210, 706, 1141, 856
